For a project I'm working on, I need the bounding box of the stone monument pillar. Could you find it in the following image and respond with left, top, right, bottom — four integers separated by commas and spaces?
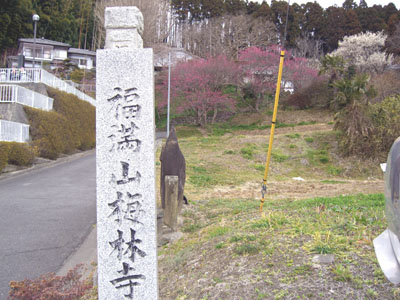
96, 6, 158, 299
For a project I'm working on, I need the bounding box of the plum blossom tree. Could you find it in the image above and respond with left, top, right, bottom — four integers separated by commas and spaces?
157, 55, 239, 126
332, 31, 394, 73
238, 45, 318, 111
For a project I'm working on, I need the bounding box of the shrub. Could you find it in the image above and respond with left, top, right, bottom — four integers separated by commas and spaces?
9, 265, 91, 300
7, 142, 36, 166
285, 77, 332, 109
369, 94, 400, 156
0, 143, 9, 172
48, 88, 95, 151
24, 88, 95, 159
334, 94, 400, 158
24, 107, 70, 159
370, 71, 400, 103
70, 68, 85, 83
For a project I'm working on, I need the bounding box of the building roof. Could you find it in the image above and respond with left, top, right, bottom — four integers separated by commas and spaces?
19, 38, 71, 48
68, 48, 96, 56
154, 47, 198, 67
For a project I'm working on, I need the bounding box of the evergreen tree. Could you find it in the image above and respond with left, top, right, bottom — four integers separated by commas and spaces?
253, 2, 272, 19
224, 0, 246, 15
344, 10, 362, 37
385, 22, 400, 56
0, 0, 33, 52
342, 0, 357, 10
321, 6, 347, 53
301, 2, 324, 39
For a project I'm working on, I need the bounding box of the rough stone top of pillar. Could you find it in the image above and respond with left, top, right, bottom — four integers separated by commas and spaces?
105, 6, 144, 35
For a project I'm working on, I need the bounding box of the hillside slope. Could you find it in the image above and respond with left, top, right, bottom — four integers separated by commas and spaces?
157, 111, 393, 299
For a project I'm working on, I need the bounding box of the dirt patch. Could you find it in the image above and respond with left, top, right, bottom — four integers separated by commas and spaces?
207, 179, 384, 201
236, 123, 334, 136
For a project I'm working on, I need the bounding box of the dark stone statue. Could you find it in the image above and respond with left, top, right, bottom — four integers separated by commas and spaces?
160, 127, 186, 211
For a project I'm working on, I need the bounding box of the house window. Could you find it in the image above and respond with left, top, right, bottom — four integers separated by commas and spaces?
24, 48, 32, 57
54, 50, 67, 59
43, 49, 51, 59
79, 59, 87, 66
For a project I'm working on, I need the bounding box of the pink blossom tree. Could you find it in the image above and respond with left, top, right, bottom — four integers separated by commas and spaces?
157, 55, 240, 127
238, 45, 319, 111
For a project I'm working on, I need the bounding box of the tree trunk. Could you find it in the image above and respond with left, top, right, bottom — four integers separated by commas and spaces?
255, 95, 262, 112
212, 108, 218, 124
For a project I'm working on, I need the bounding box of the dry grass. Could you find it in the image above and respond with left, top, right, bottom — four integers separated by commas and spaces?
157, 110, 393, 300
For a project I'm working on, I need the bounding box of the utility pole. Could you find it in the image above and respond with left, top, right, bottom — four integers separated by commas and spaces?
32, 14, 40, 68
167, 52, 171, 137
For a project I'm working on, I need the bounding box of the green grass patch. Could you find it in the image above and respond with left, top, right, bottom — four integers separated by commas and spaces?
208, 226, 230, 238
285, 133, 300, 139
182, 222, 203, 233
253, 164, 265, 171
321, 180, 346, 184
233, 244, 260, 255
272, 151, 289, 162
240, 143, 258, 159
304, 137, 314, 143
327, 165, 343, 176
188, 166, 217, 187
209, 122, 296, 136
223, 150, 235, 155
307, 149, 330, 165
297, 121, 317, 126
290, 264, 313, 276
332, 264, 353, 282
176, 126, 203, 138
215, 242, 225, 249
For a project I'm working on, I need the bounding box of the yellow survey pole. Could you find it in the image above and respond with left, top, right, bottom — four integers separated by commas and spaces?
260, 50, 285, 213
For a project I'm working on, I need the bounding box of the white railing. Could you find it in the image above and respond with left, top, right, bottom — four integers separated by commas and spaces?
0, 85, 17, 102
40, 70, 96, 106
0, 68, 41, 83
0, 85, 53, 111
0, 68, 95, 106
0, 120, 29, 143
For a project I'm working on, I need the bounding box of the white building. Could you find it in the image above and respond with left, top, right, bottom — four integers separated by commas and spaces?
7, 38, 96, 70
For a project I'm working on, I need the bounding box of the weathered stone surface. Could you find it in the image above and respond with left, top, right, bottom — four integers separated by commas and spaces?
159, 127, 186, 212
104, 6, 143, 49
312, 254, 335, 264
96, 7, 157, 299
163, 176, 179, 231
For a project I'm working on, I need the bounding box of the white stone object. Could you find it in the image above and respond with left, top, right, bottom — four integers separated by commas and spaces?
292, 177, 305, 181
163, 176, 179, 231
105, 6, 144, 49
96, 6, 158, 300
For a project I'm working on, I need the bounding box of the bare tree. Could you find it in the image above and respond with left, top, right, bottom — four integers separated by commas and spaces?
94, 0, 173, 49
178, 14, 277, 59
294, 35, 324, 59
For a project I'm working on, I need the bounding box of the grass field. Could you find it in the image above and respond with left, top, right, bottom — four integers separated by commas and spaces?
157, 111, 395, 300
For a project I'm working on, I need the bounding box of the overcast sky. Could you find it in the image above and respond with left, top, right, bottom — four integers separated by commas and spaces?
253, 0, 397, 9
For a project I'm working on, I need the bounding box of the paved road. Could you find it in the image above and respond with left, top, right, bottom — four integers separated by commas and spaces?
0, 152, 96, 298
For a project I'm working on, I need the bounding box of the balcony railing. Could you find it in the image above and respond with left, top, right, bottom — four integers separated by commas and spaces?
0, 68, 95, 106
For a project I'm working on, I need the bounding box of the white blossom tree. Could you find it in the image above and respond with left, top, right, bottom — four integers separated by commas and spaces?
332, 31, 393, 73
